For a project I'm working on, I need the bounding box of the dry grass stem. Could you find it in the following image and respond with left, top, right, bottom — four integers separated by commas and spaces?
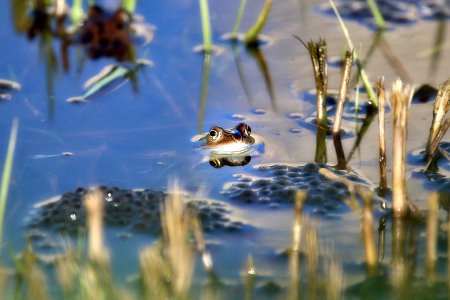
425, 193, 439, 286
333, 50, 353, 169
425, 79, 450, 164
84, 189, 107, 262
360, 190, 377, 275
389, 79, 413, 217
376, 77, 387, 195
333, 50, 353, 135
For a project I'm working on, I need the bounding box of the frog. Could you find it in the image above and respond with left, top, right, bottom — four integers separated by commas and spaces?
192, 123, 258, 155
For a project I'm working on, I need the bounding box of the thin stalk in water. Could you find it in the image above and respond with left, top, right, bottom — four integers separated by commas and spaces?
376, 77, 387, 196
366, 0, 386, 30
244, 0, 272, 47
333, 50, 353, 169
199, 0, 212, 53
329, 0, 378, 107
231, 0, 247, 38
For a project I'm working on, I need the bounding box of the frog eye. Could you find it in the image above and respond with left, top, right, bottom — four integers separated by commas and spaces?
246, 125, 252, 135
209, 128, 222, 140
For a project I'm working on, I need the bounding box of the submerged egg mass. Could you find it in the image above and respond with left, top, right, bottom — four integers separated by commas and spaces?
222, 163, 371, 214
27, 187, 245, 236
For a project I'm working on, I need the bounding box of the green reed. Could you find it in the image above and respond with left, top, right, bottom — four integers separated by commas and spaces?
366, 0, 386, 30
329, 0, 378, 107
0, 119, 18, 246
231, 0, 248, 38
71, 0, 83, 28
199, 0, 212, 53
122, 0, 137, 14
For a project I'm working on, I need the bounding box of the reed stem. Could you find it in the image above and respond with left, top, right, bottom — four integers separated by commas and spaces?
333, 50, 353, 169
244, 0, 272, 47
366, 0, 386, 29
231, 0, 247, 37
199, 0, 212, 53
329, 0, 378, 107
390, 79, 413, 217
376, 77, 387, 196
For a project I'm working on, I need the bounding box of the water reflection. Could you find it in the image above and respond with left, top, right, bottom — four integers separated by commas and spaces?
10, 1, 153, 117
209, 155, 251, 168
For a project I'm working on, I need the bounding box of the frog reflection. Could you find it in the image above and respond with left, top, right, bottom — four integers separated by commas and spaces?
209, 155, 252, 168
77, 5, 133, 61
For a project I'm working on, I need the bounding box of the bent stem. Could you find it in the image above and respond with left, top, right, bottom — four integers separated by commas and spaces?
333, 50, 353, 169
0, 119, 19, 246
329, 0, 378, 107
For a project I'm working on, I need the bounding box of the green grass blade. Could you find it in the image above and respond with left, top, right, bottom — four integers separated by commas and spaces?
122, 0, 137, 14
0, 119, 19, 245
199, 0, 212, 53
244, 0, 272, 45
366, 0, 386, 29
329, 0, 378, 107
71, 0, 83, 28
231, 0, 247, 36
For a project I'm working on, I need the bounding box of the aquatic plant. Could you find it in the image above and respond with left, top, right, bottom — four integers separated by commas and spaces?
199, 0, 212, 53
375, 77, 387, 195
425, 79, 450, 171
366, 0, 386, 30
389, 79, 413, 217
0, 119, 18, 245
122, 0, 137, 14
332, 50, 353, 169
244, 0, 272, 47
328, 0, 378, 107
231, 0, 247, 39
294, 36, 328, 163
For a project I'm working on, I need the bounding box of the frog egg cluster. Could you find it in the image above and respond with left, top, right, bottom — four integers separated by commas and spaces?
27, 186, 245, 235
222, 163, 369, 213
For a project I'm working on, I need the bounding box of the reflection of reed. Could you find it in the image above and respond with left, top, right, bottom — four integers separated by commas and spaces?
232, 43, 254, 104
288, 191, 306, 300
247, 46, 277, 112
197, 53, 212, 133
425, 193, 439, 286
360, 190, 377, 276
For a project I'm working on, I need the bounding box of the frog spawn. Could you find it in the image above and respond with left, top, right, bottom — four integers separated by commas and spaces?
26, 186, 246, 236
222, 163, 370, 214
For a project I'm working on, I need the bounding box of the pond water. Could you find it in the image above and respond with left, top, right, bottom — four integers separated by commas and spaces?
0, 0, 449, 298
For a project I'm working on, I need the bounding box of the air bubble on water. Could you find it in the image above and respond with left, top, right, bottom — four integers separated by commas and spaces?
105, 192, 113, 202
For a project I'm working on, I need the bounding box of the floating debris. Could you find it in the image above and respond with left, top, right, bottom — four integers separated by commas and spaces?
0, 79, 21, 101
